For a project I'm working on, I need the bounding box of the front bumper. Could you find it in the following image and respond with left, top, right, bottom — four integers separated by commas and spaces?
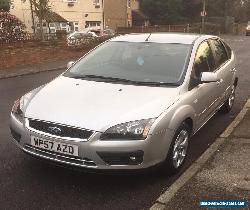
9, 113, 174, 170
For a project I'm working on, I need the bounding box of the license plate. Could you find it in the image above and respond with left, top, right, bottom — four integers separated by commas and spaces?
30, 136, 78, 157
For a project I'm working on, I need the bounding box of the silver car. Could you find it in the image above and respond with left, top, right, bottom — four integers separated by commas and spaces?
10, 33, 238, 173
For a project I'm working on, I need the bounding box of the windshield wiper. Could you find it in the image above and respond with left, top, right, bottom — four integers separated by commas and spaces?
132, 81, 179, 87
70, 74, 178, 86
71, 74, 134, 82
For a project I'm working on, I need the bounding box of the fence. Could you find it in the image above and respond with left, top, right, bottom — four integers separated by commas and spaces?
117, 22, 245, 35
117, 24, 190, 34
232, 23, 247, 35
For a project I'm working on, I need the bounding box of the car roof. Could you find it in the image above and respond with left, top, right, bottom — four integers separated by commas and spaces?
111, 33, 202, 44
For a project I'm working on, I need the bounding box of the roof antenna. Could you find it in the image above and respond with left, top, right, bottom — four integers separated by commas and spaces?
145, 32, 151, 41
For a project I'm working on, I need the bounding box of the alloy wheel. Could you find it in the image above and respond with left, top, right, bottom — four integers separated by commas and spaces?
172, 129, 189, 169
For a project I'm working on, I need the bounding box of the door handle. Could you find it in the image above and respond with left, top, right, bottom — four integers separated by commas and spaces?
230, 68, 236, 73
216, 79, 223, 85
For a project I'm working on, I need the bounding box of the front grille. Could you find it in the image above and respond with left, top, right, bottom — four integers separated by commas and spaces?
24, 144, 96, 167
28, 119, 93, 140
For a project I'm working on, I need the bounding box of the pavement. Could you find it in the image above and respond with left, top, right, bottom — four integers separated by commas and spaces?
151, 99, 250, 210
0, 59, 73, 79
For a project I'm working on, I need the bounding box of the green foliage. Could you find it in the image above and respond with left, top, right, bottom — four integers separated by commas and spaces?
30, 0, 51, 41
182, 0, 201, 22
30, 0, 51, 20
0, 10, 28, 43
141, 0, 250, 24
56, 30, 67, 39
21, 0, 51, 40
141, 0, 183, 24
0, 0, 11, 12
190, 22, 222, 34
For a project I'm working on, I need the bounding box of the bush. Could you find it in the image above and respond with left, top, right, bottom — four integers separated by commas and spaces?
56, 30, 67, 39
0, 10, 28, 43
190, 22, 222, 34
68, 35, 113, 50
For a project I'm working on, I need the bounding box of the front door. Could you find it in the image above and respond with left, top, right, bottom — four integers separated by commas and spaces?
188, 40, 219, 129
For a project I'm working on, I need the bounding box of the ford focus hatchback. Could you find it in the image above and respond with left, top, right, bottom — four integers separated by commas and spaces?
10, 33, 238, 173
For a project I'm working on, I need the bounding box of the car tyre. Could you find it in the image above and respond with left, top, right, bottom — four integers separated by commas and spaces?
220, 85, 236, 113
162, 122, 190, 175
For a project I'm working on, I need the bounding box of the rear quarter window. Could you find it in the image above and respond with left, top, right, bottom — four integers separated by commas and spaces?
222, 41, 232, 59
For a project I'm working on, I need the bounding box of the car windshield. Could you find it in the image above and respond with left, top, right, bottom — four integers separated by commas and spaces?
64, 41, 192, 86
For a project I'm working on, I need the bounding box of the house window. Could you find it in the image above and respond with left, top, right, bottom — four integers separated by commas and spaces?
74, 22, 79, 31
69, 22, 79, 31
128, 20, 131, 27
49, 23, 55, 27
60, 22, 68, 31
50, 28, 56, 33
93, 0, 100, 8
49, 23, 56, 33
127, 0, 131, 8
85, 21, 101, 28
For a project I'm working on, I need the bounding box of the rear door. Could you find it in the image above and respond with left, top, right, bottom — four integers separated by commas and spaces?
209, 38, 234, 105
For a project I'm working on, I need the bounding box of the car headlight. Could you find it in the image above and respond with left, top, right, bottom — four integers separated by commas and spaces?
100, 119, 156, 140
11, 98, 24, 123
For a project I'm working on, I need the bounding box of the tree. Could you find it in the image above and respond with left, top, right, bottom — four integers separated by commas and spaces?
27, 0, 51, 41
141, 0, 249, 25
245, 0, 250, 21
140, 0, 183, 25
182, 0, 201, 22
0, 0, 11, 12
32, 0, 51, 40
0, 10, 27, 43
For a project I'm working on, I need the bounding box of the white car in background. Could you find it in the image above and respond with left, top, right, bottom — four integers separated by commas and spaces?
67, 28, 99, 46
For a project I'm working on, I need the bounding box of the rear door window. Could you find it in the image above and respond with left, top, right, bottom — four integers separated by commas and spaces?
209, 39, 228, 69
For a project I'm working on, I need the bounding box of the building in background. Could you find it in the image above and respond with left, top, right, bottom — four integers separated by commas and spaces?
103, 0, 132, 29
10, 0, 33, 32
10, 0, 144, 33
10, 0, 104, 33
51, 0, 103, 32
130, 0, 149, 26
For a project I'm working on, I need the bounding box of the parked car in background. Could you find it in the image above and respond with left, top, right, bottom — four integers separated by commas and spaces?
67, 29, 99, 46
10, 33, 238, 174
246, 23, 250, 36
67, 28, 115, 47
103, 29, 115, 37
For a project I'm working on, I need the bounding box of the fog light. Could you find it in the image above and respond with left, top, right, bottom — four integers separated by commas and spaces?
97, 151, 144, 165
129, 156, 137, 161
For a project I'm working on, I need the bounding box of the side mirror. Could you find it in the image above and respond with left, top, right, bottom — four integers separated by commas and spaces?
200, 72, 218, 83
67, 61, 75, 69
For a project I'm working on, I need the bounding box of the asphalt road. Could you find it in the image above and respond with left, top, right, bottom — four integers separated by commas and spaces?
0, 35, 249, 210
